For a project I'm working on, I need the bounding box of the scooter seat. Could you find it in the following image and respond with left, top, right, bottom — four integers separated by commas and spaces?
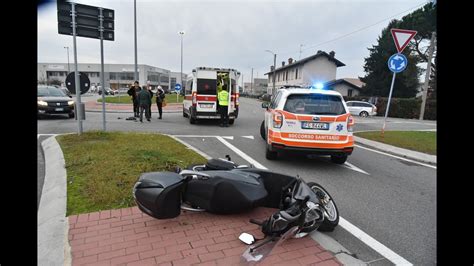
184, 170, 268, 214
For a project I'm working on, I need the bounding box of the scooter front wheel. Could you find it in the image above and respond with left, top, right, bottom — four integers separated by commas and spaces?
307, 182, 339, 232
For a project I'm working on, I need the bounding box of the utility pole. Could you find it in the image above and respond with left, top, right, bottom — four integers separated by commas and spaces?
265, 50, 277, 95
71, 3, 83, 134
419, 32, 436, 120
250, 68, 253, 94
64, 46, 70, 73
99, 8, 106, 131
272, 54, 276, 95
179, 31, 185, 90
134, 0, 138, 82
299, 44, 304, 59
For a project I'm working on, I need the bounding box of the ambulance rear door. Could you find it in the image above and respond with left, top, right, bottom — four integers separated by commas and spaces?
228, 70, 240, 114
195, 70, 217, 113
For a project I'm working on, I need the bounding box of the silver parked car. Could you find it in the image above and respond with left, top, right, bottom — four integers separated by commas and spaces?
346, 101, 377, 117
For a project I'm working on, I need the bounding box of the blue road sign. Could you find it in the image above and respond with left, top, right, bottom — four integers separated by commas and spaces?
175, 83, 181, 91
388, 53, 408, 73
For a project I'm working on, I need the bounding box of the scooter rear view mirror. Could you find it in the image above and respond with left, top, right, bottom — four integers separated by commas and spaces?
239, 233, 255, 245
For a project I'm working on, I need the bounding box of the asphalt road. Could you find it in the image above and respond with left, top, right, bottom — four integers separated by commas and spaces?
38, 97, 437, 265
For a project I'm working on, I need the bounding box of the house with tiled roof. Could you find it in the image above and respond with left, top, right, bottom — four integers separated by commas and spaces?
324, 78, 365, 97
264, 50, 345, 93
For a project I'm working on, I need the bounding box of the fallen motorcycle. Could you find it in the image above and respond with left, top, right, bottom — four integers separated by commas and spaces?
132, 156, 339, 263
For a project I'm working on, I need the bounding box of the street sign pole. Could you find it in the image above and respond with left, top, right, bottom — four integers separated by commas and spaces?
382, 72, 397, 136
72, 3, 83, 134
381, 28, 416, 137
99, 8, 106, 131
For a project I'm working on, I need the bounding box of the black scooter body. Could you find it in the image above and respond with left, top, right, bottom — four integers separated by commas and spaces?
184, 170, 268, 214
133, 159, 271, 219
133, 172, 186, 219
133, 158, 301, 219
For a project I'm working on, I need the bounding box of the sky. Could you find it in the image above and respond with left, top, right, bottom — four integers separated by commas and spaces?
38, 0, 430, 83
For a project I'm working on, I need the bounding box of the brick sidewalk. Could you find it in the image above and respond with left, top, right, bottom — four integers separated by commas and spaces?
68, 206, 341, 265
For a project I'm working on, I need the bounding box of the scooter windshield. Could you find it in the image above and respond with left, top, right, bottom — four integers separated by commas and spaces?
241, 226, 299, 263
293, 180, 319, 203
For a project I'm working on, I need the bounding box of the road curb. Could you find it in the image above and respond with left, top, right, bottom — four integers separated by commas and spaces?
311, 231, 367, 265
38, 136, 70, 266
354, 136, 436, 165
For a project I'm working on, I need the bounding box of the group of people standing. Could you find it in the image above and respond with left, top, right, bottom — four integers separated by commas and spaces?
127, 81, 165, 122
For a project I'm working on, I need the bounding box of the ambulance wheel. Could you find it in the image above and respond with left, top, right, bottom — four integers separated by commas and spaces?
229, 119, 234, 125
189, 109, 196, 124
260, 121, 266, 140
330, 154, 347, 164
266, 144, 278, 160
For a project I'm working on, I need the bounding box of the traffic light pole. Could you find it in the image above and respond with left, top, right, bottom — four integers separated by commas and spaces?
99, 8, 107, 131
72, 3, 83, 134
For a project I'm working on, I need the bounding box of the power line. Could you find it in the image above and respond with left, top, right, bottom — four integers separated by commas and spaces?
278, 1, 429, 57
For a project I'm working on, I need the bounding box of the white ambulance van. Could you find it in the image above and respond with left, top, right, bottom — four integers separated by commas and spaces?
183, 67, 241, 124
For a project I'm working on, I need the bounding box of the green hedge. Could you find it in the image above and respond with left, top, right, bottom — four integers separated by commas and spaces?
343, 96, 436, 120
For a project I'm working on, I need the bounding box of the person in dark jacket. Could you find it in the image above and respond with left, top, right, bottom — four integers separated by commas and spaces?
147, 85, 154, 118
156, 86, 165, 119
127, 81, 141, 117
138, 86, 151, 122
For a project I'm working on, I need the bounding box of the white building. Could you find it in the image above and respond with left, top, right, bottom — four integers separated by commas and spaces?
243, 78, 267, 95
169, 72, 188, 92
38, 63, 174, 92
264, 50, 345, 93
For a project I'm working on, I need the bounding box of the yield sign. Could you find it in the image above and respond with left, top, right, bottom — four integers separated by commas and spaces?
391, 28, 417, 53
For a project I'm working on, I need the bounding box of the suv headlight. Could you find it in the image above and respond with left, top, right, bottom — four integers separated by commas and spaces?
38, 100, 48, 106
68, 101, 75, 106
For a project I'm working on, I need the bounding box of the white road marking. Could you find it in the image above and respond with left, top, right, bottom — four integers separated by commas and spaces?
216, 137, 267, 169
168, 135, 212, 160
172, 135, 233, 138
355, 145, 436, 169
222, 136, 234, 140
242, 135, 255, 140
215, 136, 412, 266
343, 162, 370, 175
339, 217, 413, 265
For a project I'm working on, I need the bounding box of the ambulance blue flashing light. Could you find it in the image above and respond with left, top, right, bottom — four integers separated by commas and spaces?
310, 83, 324, 90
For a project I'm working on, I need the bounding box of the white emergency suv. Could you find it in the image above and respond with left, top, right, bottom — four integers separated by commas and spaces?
260, 86, 355, 164
183, 67, 241, 124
